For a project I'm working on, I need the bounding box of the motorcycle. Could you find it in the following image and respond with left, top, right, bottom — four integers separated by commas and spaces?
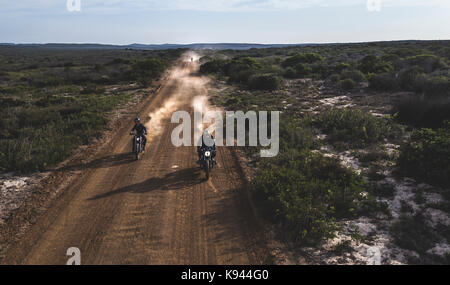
131, 133, 144, 160
199, 146, 216, 180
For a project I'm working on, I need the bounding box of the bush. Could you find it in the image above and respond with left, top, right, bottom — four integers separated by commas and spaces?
0, 123, 78, 172
394, 96, 450, 128
339, 78, 356, 91
405, 54, 440, 73
252, 150, 366, 244
414, 75, 450, 97
283, 67, 297, 79
199, 59, 226, 74
278, 117, 315, 151
294, 63, 312, 77
0, 48, 182, 173
329, 73, 340, 83
247, 74, 282, 91
282, 52, 323, 67
311, 62, 330, 79
341, 69, 366, 83
333, 62, 351, 73
359, 55, 393, 74
399, 66, 424, 91
369, 72, 399, 92
391, 214, 440, 255
315, 109, 395, 148
397, 124, 450, 188
225, 57, 261, 83
132, 58, 167, 86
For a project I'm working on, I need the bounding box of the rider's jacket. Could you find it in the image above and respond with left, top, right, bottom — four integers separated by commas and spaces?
131, 123, 147, 136
197, 135, 216, 151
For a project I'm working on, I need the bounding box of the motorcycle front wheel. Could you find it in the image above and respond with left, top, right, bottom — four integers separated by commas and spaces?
205, 160, 210, 180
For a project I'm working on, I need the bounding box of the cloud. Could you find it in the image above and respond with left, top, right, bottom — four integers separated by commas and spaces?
1, 0, 448, 14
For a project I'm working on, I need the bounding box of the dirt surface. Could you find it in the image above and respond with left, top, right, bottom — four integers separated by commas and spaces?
0, 54, 272, 265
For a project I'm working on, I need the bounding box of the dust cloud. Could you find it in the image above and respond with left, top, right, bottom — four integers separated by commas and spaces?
144, 52, 219, 144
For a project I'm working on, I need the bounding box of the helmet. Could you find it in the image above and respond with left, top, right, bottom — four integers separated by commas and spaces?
134, 117, 141, 123
203, 129, 209, 136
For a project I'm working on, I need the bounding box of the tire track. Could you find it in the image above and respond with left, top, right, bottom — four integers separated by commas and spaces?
1, 54, 272, 265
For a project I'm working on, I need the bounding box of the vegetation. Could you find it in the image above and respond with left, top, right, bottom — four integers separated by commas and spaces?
0, 46, 183, 172
390, 214, 450, 264
252, 149, 368, 244
200, 40, 450, 261
248, 74, 282, 91
200, 41, 449, 111
195, 41, 450, 264
314, 109, 398, 149
397, 123, 450, 188
394, 97, 450, 128
250, 116, 384, 244
338, 78, 356, 91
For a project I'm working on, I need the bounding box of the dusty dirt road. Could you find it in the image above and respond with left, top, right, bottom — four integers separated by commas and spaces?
1, 54, 272, 265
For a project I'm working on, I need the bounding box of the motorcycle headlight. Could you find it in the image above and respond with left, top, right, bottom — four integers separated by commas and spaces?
204, 151, 211, 157
136, 138, 140, 142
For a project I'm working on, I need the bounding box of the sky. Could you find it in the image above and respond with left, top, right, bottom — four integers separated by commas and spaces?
0, 0, 449, 44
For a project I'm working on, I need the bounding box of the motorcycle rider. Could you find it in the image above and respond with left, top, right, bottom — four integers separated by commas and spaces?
130, 117, 147, 151
197, 130, 216, 164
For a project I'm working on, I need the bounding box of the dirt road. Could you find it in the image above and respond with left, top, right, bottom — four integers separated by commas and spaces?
1, 54, 271, 265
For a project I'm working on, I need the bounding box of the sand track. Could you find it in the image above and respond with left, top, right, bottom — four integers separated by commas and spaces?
1, 55, 271, 265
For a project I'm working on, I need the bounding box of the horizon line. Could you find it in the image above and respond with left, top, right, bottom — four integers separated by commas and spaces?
1, 39, 449, 46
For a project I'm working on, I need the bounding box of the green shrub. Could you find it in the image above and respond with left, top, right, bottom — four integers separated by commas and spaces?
397, 124, 450, 188
199, 59, 226, 74
333, 62, 351, 73
359, 55, 393, 74
311, 62, 330, 79
0, 123, 78, 172
315, 109, 395, 148
329, 73, 340, 83
369, 72, 399, 92
359, 55, 378, 73
341, 69, 366, 83
225, 57, 261, 83
282, 52, 323, 67
294, 63, 312, 77
414, 75, 450, 97
278, 117, 315, 151
249, 115, 385, 244
399, 66, 424, 91
247, 74, 282, 91
132, 58, 167, 86
339, 78, 356, 91
252, 150, 366, 244
405, 54, 440, 73
394, 96, 450, 128
283, 67, 297, 79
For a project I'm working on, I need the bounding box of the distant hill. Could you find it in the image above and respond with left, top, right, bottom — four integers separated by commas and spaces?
1, 40, 447, 51
0, 43, 305, 50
